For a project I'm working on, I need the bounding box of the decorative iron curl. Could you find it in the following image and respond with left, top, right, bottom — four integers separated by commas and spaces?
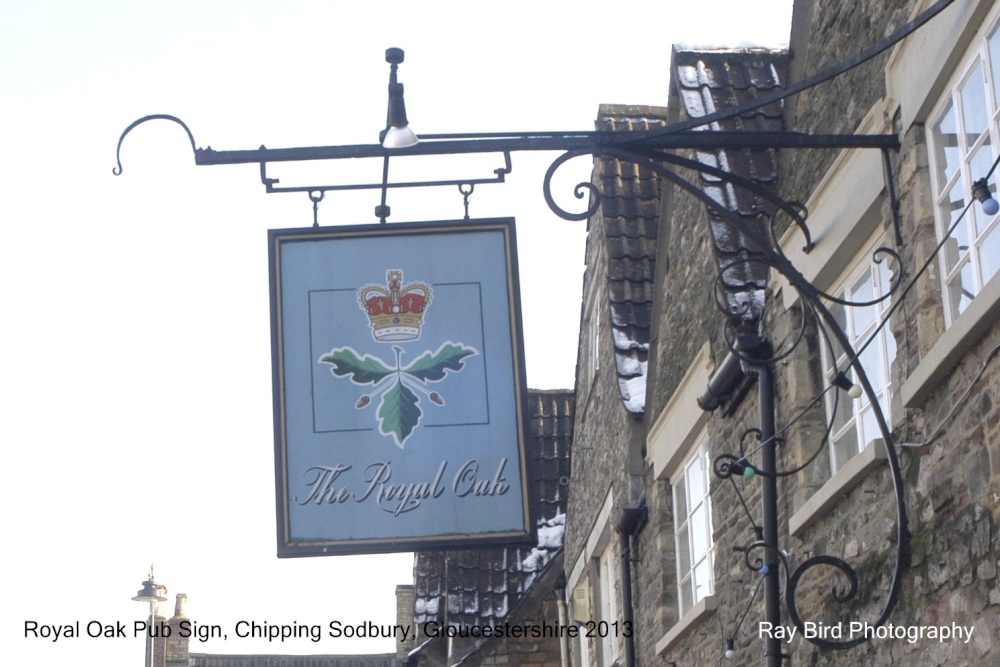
769, 201, 813, 254
625, 146, 813, 250
786, 556, 864, 650
542, 149, 601, 221
714, 452, 754, 480
720, 410, 836, 481
113, 114, 198, 176
712, 255, 809, 366
739, 539, 791, 576
813, 245, 904, 307
588, 146, 909, 651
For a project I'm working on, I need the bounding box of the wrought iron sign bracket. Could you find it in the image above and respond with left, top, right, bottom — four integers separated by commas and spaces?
115, 115, 901, 227
258, 148, 512, 195
110, 2, 975, 663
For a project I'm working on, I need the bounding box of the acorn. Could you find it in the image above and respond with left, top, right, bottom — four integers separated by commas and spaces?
356, 395, 371, 408
430, 392, 444, 405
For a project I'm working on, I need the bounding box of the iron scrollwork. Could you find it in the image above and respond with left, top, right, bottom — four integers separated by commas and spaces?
540, 134, 910, 652
109, 2, 967, 657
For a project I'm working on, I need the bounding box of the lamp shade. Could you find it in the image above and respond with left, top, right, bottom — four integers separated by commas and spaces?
382, 125, 419, 149
132, 579, 167, 603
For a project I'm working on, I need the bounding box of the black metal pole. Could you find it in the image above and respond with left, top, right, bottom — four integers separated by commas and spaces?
756, 359, 782, 667
616, 507, 645, 667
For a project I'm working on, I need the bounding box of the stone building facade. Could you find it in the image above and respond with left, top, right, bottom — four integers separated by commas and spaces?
563, 1, 1000, 666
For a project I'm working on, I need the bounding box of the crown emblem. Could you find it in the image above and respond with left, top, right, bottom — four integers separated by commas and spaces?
358, 270, 432, 342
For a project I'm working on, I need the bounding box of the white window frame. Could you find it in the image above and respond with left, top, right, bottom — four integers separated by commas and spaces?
927, 3, 1000, 325
820, 233, 896, 475
597, 541, 619, 665
672, 436, 715, 618
648, 350, 720, 656
578, 628, 591, 667
789, 236, 897, 537
566, 490, 615, 667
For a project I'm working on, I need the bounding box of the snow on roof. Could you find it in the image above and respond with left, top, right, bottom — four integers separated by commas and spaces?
594, 108, 664, 415
672, 47, 788, 322
411, 391, 573, 635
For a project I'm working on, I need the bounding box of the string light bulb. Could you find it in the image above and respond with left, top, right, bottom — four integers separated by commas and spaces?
973, 177, 999, 216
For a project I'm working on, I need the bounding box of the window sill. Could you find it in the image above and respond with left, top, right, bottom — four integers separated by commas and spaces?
900, 269, 1000, 408
655, 595, 717, 656
788, 439, 887, 538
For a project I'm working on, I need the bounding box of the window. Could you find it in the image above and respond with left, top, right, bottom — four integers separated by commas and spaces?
821, 237, 896, 474
571, 581, 592, 667
597, 542, 619, 664
929, 11, 1000, 324
566, 490, 614, 667
673, 438, 714, 617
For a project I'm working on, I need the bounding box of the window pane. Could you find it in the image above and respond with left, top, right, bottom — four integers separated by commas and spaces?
961, 60, 989, 148
687, 454, 705, 503
859, 405, 881, 447
693, 560, 713, 603
980, 224, 1000, 284
831, 387, 854, 434
829, 300, 847, 335
832, 427, 858, 472
849, 270, 876, 335
677, 524, 691, 575
933, 100, 961, 186
949, 261, 977, 320
680, 577, 694, 616
942, 179, 971, 274
674, 439, 715, 618
691, 504, 710, 561
674, 476, 687, 520
859, 344, 885, 395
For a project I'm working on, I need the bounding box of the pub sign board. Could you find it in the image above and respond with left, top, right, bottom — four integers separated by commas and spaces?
269, 218, 533, 556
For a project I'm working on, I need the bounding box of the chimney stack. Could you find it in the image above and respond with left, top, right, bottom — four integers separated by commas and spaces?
165, 593, 190, 665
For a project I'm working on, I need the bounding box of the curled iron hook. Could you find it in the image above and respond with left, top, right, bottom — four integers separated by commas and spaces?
112, 114, 198, 176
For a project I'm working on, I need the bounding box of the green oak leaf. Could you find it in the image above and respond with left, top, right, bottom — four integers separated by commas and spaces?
319, 347, 393, 385
377, 379, 421, 447
402, 342, 478, 382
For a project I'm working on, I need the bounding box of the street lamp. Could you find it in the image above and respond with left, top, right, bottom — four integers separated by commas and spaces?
132, 566, 167, 667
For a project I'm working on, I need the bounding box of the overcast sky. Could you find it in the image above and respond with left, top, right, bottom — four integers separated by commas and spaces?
1, 1, 792, 663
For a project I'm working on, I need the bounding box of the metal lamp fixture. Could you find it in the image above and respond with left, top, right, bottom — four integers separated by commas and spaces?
132, 566, 167, 603
380, 48, 418, 149
132, 566, 167, 667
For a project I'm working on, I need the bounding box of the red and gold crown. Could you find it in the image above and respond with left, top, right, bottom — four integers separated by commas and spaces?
358, 270, 432, 341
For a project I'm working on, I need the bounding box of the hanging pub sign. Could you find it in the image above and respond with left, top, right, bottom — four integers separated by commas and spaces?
269, 218, 532, 556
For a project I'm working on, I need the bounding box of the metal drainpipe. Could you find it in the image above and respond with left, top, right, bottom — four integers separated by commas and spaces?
617, 506, 647, 667
742, 354, 782, 667
556, 588, 570, 667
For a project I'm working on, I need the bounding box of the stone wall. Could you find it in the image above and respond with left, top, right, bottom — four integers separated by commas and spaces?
477, 599, 564, 667
779, 0, 912, 203
561, 2, 1000, 666
638, 0, 1000, 665
563, 180, 647, 667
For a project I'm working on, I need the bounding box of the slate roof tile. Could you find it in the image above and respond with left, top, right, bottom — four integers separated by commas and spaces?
411, 390, 573, 635
588, 107, 666, 415
673, 47, 788, 321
